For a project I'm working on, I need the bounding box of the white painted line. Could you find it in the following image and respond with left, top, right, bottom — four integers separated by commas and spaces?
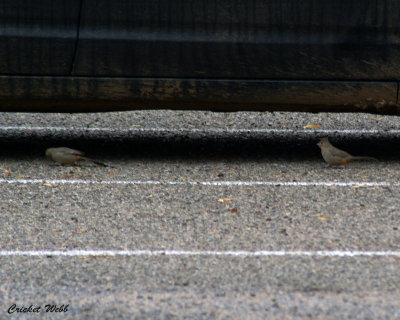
0, 125, 399, 135
1, 250, 400, 258
0, 178, 397, 187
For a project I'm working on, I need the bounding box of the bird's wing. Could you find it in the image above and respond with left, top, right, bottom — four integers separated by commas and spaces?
329, 146, 353, 159
58, 147, 85, 156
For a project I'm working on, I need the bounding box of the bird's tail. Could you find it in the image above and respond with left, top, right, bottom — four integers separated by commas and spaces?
352, 156, 377, 161
83, 157, 114, 168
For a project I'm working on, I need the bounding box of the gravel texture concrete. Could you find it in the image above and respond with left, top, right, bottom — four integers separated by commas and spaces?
0, 110, 400, 319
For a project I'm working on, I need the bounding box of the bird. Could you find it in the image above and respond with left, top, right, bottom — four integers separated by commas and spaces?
45, 147, 111, 167
317, 137, 377, 166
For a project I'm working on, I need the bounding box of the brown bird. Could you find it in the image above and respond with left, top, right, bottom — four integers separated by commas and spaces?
317, 137, 377, 166
45, 147, 111, 167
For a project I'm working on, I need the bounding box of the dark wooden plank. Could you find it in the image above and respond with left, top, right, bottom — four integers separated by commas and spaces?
0, 76, 397, 114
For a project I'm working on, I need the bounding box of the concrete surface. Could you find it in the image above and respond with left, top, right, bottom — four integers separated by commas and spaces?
0, 110, 400, 319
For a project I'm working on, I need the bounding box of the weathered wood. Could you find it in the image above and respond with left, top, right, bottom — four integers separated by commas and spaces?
0, 76, 397, 114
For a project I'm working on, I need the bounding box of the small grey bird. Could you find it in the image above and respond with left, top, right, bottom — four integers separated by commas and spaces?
45, 147, 110, 167
317, 137, 377, 166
